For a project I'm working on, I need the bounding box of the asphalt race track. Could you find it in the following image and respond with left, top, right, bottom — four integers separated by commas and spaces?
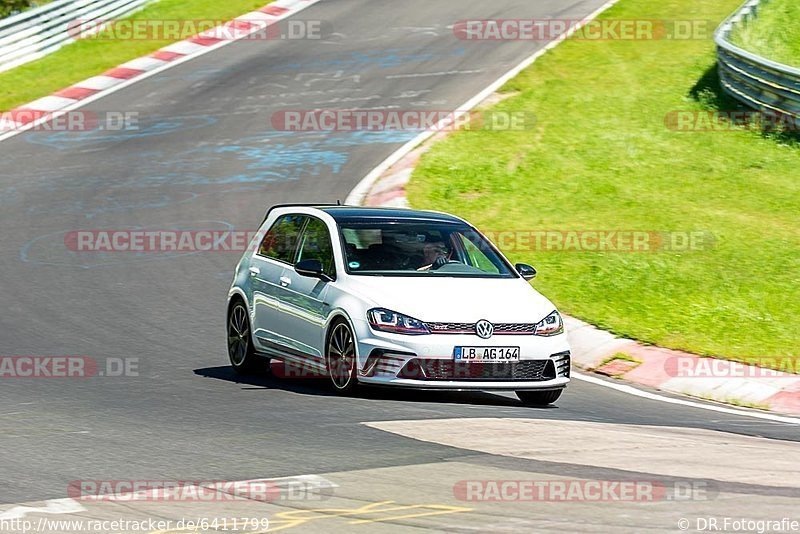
0, 0, 797, 531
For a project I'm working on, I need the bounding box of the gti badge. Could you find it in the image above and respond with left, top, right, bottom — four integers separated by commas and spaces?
475, 320, 494, 339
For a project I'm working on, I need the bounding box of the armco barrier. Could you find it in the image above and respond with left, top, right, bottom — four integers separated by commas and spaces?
0, 0, 150, 73
715, 0, 800, 118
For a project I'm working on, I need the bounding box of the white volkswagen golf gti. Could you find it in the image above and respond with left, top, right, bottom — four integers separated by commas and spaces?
227, 204, 570, 405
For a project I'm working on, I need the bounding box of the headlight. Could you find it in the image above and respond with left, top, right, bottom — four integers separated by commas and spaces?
367, 308, 430, 335
533, 310, 564, 336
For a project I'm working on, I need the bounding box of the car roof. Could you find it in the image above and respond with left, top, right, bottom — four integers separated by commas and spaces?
264, 204, 467, 226
318, 206, 465, 224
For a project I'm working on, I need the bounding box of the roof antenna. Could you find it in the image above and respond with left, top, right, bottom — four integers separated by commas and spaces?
336, 199, 342, 206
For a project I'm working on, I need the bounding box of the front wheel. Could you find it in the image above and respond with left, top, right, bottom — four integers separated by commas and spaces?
227, 300, 267, 374
326, 320, 358, 393
516, 389, 562, 406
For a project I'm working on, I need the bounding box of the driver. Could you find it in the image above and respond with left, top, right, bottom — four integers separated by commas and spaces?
416, 241, 449, 271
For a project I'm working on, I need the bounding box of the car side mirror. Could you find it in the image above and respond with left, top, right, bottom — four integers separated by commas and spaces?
515, 263, 537, 281
295, 259, 333, 281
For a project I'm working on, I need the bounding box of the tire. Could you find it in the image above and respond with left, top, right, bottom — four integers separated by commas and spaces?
326, 319, 358, 393
227, 300, 268, 375
516, 389, 562, 406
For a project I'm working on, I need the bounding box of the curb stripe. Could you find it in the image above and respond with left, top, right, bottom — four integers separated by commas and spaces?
189, 36, 224, 46
260, 5, 289, 15
239, 11, 275, 22
150, 50, 184, 62
119, 56, 169, 71
54, 86, 100, 100
72, 75, 125, 90
161, 41, 209, 55
225, 19, 259, 31
104, 67, 144, 80
24, 95, 77, 111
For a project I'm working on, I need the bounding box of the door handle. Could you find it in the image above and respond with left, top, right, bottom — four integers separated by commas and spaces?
249, 266, 260, 276
279, 276, 291, 287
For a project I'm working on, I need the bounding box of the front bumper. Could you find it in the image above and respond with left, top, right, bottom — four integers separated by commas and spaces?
352, 318, 571, 391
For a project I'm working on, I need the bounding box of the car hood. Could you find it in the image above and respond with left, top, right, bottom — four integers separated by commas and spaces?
345, 276, 556, 323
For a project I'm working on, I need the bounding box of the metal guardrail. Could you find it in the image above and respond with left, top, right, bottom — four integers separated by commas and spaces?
0, 0, 151, 73
715, 0, 800, 118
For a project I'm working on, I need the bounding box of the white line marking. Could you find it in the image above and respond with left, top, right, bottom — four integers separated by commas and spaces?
345, 0, 623, 205
0, 498, 85, 520
573, 372, 800, 425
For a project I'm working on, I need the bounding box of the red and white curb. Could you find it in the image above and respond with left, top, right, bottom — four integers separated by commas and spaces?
565, 318, 800, 416
0, 0, 320, 141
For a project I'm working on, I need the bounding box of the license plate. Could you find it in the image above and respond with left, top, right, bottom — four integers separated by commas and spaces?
454, 346, 520, 362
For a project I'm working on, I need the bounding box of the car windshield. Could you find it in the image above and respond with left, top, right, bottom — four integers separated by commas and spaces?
338, 219, 516, 278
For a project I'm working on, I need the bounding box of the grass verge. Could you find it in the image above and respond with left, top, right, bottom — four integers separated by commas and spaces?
407, 0, 800, 369
0, 0, 269, 110
730, 0, 800, 66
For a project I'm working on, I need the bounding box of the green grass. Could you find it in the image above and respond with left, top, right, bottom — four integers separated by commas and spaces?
1, 0, 53, 19
730, 0, 800, 66
407, 0, 800, 369
600, 353, 642, 366
0, 0, 269, 110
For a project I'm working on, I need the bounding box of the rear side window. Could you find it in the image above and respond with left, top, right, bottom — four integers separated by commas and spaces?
297, 218, 336, 277
259, 214, 307, 263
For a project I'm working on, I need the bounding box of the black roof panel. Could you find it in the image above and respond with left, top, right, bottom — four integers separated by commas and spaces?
319, 206, 463, 223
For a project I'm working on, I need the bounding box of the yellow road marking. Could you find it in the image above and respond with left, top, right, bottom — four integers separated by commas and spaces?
150, 500, 472, 533
348, 504, 474, 525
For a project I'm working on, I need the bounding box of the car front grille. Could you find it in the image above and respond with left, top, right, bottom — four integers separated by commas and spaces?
398, 359, 556, 381
426, 322, 538, 335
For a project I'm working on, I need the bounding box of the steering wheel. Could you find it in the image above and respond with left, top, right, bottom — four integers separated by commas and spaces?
431, 256, 461, 270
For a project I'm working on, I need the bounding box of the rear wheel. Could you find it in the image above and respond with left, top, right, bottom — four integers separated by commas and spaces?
516, 389, 562, 406
327, 320, 357, 393
227, 300, 267, 374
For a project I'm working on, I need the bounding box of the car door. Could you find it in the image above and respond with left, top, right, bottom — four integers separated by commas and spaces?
275, 216, 335, 366
250, 213, 307, 355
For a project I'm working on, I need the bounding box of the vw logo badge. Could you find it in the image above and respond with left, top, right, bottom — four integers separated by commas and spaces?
475, 320, 494, 339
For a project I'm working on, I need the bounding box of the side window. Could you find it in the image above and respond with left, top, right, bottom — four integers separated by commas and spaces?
296, 218, 336, 277
259, 214, 307, 264
458, 233, 500, 274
